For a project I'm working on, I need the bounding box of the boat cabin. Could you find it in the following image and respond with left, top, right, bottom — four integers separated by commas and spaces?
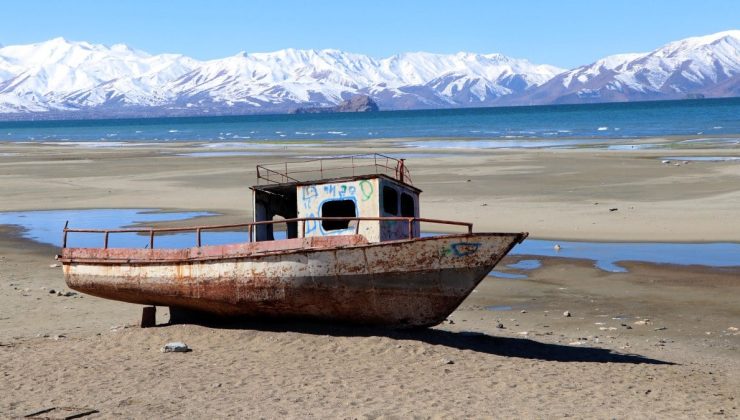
250, 155, 421, 243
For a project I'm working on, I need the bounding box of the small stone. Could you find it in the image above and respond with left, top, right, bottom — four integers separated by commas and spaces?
49, 264, 61, 268
212, 383, 222, 389
634, 319, 650, 325
439, 358, 454, 365
52, 334, 66, 340
563, 311, 571, 317
662, 160, 671, 164
654, 327, 667, 331
609, 208, 618, 212
162, 342, 191, 353
520, 310, 527, 314
553, 244, 561, 251
48, 289, 56, 294
496, 323, 504, 329
727, 327, 738, 332
63, 291, 77, 297
445, 318, 455, 325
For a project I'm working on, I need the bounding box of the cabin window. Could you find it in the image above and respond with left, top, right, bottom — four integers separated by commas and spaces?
382, 186, 398, 215
321, 200, 356, 231
400, 193, 415, 217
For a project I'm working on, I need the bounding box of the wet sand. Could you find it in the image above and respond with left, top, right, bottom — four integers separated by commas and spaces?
1, 140, 739, 417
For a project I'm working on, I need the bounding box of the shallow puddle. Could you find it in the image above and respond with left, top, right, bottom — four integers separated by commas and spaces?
661, 156, 740, 162
511, 239, 740, 272
176, 151, 277, 158
0, 209, 221, 248
489, 271, 528, 279
506, 259, 542, 270
486, 305, 513, 311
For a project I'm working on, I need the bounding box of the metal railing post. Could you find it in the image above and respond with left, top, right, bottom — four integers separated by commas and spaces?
149, 230, 154, 249
62, 221, 69, 249
196, 228, 202, 247
103, 232, 109, 249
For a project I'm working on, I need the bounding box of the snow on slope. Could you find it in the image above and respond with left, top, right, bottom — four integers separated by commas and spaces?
513, 30, 740, 104
0, 37, 198, 112
0, 39, 563, 114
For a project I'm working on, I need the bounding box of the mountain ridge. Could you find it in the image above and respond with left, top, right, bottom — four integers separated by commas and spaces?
0, 30, 738, 119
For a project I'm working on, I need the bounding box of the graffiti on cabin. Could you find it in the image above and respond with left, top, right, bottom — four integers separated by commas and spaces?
302, 185, 318, 210
296, 177, 418, 241
359, 180, 374, 201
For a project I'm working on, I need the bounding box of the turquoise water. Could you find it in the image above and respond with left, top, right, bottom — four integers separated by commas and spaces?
1, 98, 739, 144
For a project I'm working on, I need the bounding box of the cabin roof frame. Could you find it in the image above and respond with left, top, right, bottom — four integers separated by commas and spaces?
250, 173, 422, 195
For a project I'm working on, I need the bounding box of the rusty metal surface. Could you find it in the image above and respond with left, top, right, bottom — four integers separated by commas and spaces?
61, 232, 527, 327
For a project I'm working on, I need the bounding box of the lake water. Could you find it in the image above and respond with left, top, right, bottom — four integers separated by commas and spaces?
1, 98, 739, 146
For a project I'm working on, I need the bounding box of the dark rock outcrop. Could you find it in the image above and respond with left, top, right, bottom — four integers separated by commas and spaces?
291, 95, 379, 114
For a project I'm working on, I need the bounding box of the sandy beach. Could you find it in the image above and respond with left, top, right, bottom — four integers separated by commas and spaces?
1, 139, 739, 418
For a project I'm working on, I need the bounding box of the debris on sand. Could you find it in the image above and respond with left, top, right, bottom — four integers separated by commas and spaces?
162, 342, 191, 353
563, 311, 571, 317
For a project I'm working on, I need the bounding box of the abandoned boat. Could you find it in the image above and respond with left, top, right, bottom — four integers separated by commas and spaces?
59, 154, 527, 328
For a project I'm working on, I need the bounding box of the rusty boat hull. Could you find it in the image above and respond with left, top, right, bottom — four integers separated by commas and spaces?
60, 232, 527, 328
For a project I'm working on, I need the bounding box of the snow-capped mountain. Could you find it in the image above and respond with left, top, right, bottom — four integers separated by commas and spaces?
510, 30, 740, 105
0, 38, 562, 117
0, 30, 738, 119
0, 37, 198, 113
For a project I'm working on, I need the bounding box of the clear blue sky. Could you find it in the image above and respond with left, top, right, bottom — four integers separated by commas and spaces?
1, 0, 738, 68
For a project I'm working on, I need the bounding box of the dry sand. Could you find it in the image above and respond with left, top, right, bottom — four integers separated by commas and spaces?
1, 140, 739, 418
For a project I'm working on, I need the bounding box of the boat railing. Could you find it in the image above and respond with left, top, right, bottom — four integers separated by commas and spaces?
61, 216, 472, 249
256, 153, 413, 185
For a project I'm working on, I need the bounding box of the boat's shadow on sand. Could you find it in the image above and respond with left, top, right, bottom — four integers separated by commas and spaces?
167, 319, 673, 365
